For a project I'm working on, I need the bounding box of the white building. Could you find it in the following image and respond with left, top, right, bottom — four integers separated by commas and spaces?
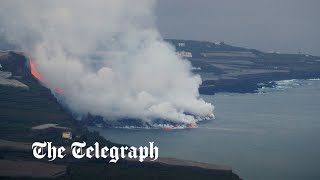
177, 51, 192, 58
62, 131, 72, 139
178, 42, 186, 47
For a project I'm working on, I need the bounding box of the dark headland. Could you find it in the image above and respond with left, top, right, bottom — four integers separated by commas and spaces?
166, 39, 320, 94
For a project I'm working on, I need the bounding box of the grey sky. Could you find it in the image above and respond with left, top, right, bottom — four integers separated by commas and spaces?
155, 0, 320, 55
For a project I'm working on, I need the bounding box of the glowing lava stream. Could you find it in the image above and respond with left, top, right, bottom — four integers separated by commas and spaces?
30, 61, 42, 81
29, 60, 63, 94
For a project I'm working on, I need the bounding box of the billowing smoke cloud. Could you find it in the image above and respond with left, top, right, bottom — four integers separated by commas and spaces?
0, 0, 214, 125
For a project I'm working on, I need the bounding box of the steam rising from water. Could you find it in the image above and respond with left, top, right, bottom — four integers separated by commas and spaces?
0, 0, 214, 125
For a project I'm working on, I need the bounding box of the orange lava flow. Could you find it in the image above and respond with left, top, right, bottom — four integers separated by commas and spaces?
30, 61, 42, 81
29, 60, 63, 95
160, 127, 173, 131
187, 122, 197, 129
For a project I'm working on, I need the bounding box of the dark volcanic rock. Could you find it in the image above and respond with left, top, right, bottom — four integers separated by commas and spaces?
0, 52, 32, 78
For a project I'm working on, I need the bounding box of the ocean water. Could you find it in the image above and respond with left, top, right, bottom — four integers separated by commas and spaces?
94, 79, 320, 180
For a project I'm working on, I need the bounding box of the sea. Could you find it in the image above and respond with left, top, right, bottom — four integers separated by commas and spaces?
93, 79, 320, 180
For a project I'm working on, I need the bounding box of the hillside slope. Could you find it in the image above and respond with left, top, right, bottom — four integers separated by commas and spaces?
0, 51, 241, 180
166, 39, 320, 94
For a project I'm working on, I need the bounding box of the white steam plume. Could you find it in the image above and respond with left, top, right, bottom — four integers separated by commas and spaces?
0, 0, 214, 125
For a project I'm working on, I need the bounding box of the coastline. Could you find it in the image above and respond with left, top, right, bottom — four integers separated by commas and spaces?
0, 139, 241, 179
2, 39, 320, 178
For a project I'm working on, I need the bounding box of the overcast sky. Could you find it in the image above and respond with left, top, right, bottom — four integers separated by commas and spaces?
155, 0, 320, 56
